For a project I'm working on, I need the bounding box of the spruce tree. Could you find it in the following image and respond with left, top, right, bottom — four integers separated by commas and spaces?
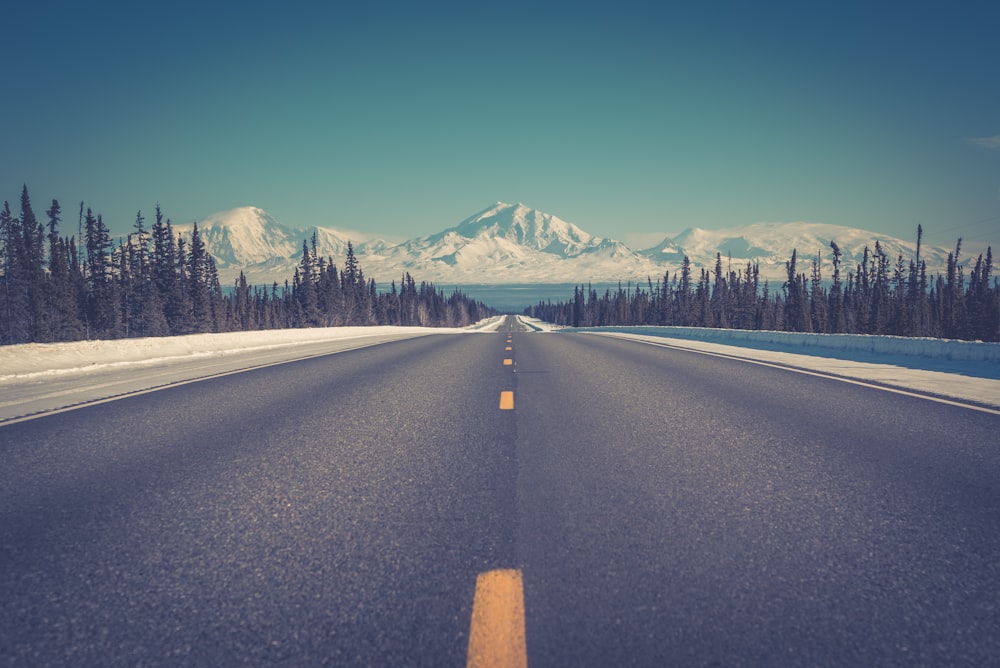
828, 241, 846, 333
187, 223, 212, 332
0, 201, 29, 343
19, 187, 49, 341
45, 199, 84, 340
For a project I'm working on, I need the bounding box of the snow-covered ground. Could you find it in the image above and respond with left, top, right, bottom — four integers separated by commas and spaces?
0, 317, 505, 424
0, 319, 503, 380
516, 318, 1000, 414
1, 315, 997, 423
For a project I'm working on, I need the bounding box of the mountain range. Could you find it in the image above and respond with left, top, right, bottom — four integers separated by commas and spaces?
177, 202, 983, 290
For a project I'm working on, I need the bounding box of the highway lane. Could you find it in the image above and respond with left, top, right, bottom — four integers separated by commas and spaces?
2, 319, 999, 665
513, 331, 1000, 665
0, 333, 517, 666
0, 330, 444, 424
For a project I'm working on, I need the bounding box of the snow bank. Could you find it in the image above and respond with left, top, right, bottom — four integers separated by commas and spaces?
0, 321, 499, 381
515, 316, 556, 332
466, 315, 507, 331
563, 326, 1000, 378
645, 327, 1000, 361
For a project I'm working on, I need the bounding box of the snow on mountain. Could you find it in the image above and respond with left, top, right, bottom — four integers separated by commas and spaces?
451, 202, 613, 256
641, 222, 963, 281
192, 207, 301, 268
176, 207, 380, 284
357, 202, 662, 284
182, 203, 989, 287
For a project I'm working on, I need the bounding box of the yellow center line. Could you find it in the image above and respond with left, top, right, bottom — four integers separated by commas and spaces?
467, 569, 527, 668
505, 346, 512, 351
503, 359, 513, 366
499, 391, 514, 410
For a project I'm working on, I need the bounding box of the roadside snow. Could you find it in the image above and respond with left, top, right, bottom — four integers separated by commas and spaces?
0, 319, 504, 381
576, 326, 1000, 369
1, 315, 996, 422
516, 316, 558, 332
0, 318, 505, 423
565, 326, 1000, 412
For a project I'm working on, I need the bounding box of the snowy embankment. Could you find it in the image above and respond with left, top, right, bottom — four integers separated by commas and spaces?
538, 323, 1000, 377
517, 317, 1000, 412
0, 317, 506, 423
0, 318, 504, 381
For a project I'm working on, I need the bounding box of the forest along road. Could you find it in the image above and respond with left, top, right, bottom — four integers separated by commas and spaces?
2, 318, 999, 666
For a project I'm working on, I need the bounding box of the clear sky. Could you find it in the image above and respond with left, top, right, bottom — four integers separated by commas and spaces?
3, 0, 998, 248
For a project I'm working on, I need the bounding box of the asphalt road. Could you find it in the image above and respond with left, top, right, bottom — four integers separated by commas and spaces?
2, 318, 998, 666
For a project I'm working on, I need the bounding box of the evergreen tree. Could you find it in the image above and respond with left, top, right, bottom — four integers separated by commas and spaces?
151, 206, 185, 334
678, 255, 692, 325
83, 209, 118, 337
45, 199, 84, 340
186, 223, 213, 332
810, 251, 827, 333
294, 238, 320, 326
783, 248, 810, 332
19, 187, 49, 341
524, 232, 996, 343
943, 239, 964, 339
1, 201, 29, 343
828, 240, 846, 333
128, 211, 168, 337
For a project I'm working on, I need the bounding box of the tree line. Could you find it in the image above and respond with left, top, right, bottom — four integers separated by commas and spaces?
0, 186, 495, 345
526, 227, 998, 342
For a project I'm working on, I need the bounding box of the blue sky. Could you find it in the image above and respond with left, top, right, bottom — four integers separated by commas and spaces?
3, 1, 998, 248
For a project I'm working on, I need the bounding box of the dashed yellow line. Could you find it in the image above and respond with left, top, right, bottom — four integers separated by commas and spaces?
505, 346, 512, 351
467, 569, 527, 668
499, 391, 514, 410
503, 359, 513, 366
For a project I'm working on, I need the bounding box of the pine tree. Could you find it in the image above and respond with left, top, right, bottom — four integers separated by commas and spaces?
294, 239, 319, 326
678, 255, 692, 325
783, 248, 809, 332
84, 210, 118, 338
19, 187, 49, 341
186, 223, 212, 332
943, 238, 964, 339
828, 240, 846, 333
810, 250, 827, 332
711, 252, 729, 328
45, 199, 84, 340
1, 201, 29, 343
151, 206, 185, 334
173, 234, 194, 334
128, 211, 168, 337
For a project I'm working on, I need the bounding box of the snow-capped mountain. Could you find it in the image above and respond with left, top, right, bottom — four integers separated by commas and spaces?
185, 203, 985, 287
448, 202, 623, 256
640, 222, 959, 281
192, 207, 300, 267
359, 202, 661, 284
176, 207, 384, 284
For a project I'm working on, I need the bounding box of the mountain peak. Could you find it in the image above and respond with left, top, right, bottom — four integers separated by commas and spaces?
199, 206, 278, 231
177, 203, 981, 289
447, 202, 608, 256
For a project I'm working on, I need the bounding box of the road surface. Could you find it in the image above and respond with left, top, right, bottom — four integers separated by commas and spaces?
2, 317, 998, 665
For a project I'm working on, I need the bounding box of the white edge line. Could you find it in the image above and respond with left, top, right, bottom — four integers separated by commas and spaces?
597, 333, 1000, 417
